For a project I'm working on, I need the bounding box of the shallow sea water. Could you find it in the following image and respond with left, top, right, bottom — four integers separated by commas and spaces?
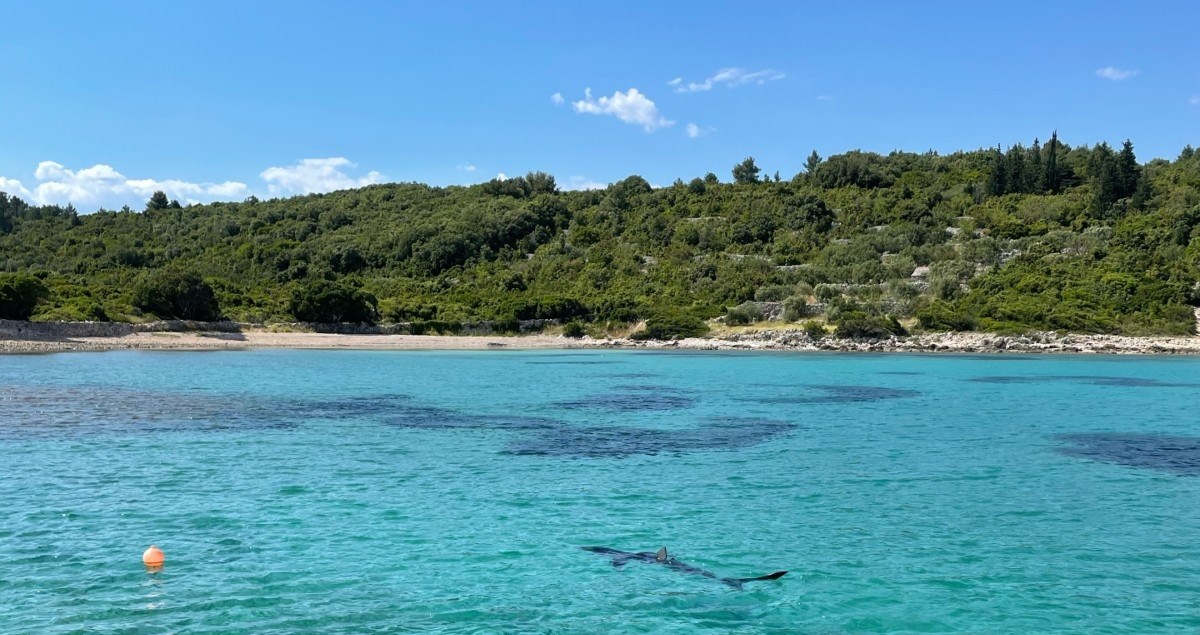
2, 349, 1200, 633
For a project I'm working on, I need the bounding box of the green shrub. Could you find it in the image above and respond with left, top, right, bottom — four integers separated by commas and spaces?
915, 300, 976, 331
562, 321, 586, 338
384, 301, 439, 322
34, 298, 108, 322
288, 280, 377, 324
131, 269, 220, 321
782, 295, 807, 322
802, 320, 826, 339
724, 302, 762, 326
814, 284, 842, 302
834, 311, 906, 339
631, 312, 709, 340
0, 273, 48, 320
493, 318, 521, 334
754, 284, 792, 302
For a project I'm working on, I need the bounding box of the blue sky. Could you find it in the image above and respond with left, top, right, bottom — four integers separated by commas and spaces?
1, 1, 1197, 210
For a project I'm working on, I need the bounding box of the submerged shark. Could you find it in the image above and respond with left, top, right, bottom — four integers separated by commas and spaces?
582, 546, 787, 590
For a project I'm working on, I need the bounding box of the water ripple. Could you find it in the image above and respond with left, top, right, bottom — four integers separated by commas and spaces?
3, 350, 1200, 633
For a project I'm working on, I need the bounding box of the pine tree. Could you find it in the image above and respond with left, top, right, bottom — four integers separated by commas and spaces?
732, 157, 761, 184
1116, 140, 1140, 200
145, 191, 171, 211
805, 150, 822, 174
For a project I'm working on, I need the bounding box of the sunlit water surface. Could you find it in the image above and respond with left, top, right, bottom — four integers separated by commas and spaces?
3, 349, 1200, 633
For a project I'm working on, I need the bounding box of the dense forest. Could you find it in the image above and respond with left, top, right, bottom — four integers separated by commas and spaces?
2, 134, 1199, 338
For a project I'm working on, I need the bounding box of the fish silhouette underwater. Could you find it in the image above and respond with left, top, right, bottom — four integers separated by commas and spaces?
582, 546, 787, 590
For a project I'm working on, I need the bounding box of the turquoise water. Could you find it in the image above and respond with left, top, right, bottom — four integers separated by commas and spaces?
3, 349, 1200, 633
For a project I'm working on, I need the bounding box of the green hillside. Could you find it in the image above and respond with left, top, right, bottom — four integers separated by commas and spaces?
2, 135, 1199, 337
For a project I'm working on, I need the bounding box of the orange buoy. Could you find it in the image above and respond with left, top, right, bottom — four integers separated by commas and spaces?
142, 545, 165, 567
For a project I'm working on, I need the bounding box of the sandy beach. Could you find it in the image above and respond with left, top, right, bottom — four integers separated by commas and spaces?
3, 319, 1200, 355
0, 328, 598, 354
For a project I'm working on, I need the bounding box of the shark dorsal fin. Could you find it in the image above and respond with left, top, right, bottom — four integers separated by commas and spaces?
655, 547, 668, 562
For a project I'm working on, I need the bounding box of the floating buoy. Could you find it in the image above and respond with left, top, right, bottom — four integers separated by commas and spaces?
142, 545, 165, 567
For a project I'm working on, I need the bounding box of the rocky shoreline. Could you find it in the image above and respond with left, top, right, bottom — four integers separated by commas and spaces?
639, 329, 1200, 355
2, 319, 1199, 355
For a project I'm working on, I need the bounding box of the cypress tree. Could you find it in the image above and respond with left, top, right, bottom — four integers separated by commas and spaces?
1045, 131, 1060, 194
986, 146, 1007, 196
1005, 144, 1026, 194
1028, 138, 1044, 193
1090, 143, 1119, 213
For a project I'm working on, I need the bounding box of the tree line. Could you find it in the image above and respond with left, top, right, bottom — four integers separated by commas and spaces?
1, 134, 1198, 338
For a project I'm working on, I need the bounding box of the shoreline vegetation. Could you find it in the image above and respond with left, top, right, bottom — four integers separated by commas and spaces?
3, 318, 1199, 355
3, 136, 1200, 341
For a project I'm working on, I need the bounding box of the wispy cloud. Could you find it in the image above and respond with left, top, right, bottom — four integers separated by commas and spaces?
816, 94, 834, 101
1095, 66, 1139, 81
685, 123, 715, 139
550, 92, 564, 105
1190, 96, 1200, 106
0, 161, 249, 208
260, 158, 383, 197
571, 87, 674, 132
673, 67, 785, 93
457, 164, 477, 172
563, 176, 607, 191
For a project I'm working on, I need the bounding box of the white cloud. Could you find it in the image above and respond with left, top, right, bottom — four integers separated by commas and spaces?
562, 176, 607, 191
0, 177, 33, 200
1095, 66, 1138, 81
816, 94, 834, 101
0, 157, 388, 210
685, 123, 715, 139
457, 164, 477, 172
550, 92, 565, 105
207, 181, 252, 197
1190, 96, 1200, 106
496, 172, 507, 180
260, 157, 383, 196
673, 67, 785, 93
0, 160, 249, 209
572, 87, 674, 132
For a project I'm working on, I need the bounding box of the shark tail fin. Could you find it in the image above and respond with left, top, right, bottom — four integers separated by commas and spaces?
736, 571, 788, 584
